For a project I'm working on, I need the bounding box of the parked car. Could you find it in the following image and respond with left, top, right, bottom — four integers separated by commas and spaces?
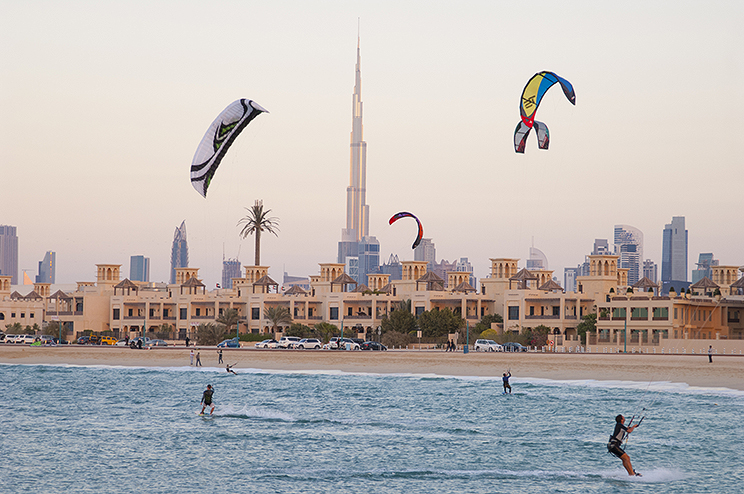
474, 339, 503, 352
146, 339, 168, 348
217, 337, 240, 348
77, 336, 91, 345
128, 337, 151, 348
100, 336, 117, 345
294, 338, 321, 349
255, 339, 278, 348
277, 336, 300, 349
255, 339, 278, 349
503, 342, 528, 352
328, 337, 341, 349
361, 341, 387, 351
88, 335, 102, 345
114, 339, 130, 346
339, 338, 361, 350
18, 334, 37, 345
0, 333, 5, 343
4, 334, 20, 344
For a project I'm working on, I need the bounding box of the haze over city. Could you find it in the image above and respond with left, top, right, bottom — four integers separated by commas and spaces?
2, 1, 742, 287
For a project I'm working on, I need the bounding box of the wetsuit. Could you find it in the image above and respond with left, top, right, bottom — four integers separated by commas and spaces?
607, 422, 628, 458
202, 388, 214, 406
502, 372, 512, 394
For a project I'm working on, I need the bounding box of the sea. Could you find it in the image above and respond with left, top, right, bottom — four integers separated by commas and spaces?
2, 362, 742, 493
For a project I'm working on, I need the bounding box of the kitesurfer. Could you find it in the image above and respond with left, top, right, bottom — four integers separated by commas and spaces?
200, 384, 215, 415
502, 371, 512, 394
607, 414, 641, 476
226, 364, 237, 375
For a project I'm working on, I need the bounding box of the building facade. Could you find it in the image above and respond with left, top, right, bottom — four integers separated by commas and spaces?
130, 255, 150, 282
170, 221, 189, 284
662, 216, 688, 288
36, 251, 56, 284
0, 225, 19, 284
614, 224, 643, 285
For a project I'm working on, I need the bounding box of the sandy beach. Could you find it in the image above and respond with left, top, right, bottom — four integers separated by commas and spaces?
2, 345, 742, 391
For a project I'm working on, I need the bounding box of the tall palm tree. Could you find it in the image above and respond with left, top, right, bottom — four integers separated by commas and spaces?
238, 200, 279, 266
264, 306, 292, 335
217, 308, 241, 339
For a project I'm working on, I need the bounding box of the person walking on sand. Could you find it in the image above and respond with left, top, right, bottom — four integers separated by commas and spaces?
195, 351, 202, 366
200, 384, 215, 415
607, 414, 641, 476
708, 345, 713, 363
502, 371, 512, 394
190, 349, 194, 366
218, 349, 223, 364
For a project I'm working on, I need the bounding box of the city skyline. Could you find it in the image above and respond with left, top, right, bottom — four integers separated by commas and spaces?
2, 2, 743, 287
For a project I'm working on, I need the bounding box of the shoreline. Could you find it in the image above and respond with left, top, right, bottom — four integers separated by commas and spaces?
1, 346, 743, 391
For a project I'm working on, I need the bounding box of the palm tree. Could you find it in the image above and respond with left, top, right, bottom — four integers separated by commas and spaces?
217, 308, 241, 339
264, 306, 292, 335
238, 200, 279, 266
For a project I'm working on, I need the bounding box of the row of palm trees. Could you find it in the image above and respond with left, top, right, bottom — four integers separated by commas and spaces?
196, 306, 293, 345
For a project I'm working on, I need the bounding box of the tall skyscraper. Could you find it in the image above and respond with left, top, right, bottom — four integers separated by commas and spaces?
170, 220, 189, 284
643, 259, 658, 284
692, 253, 718, 283
592, 239, 610, 255
614, 225, 643, 285
130, 255, 150, 282
36, 251, 56, 283
0, 225, 19, 284
526, 246, 548, 271
414, 238, 436, 266
337, 36, 379, 285
221, 258, 241, 289
661, 216, 688, 284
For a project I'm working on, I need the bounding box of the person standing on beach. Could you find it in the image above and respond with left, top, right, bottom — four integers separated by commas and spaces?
200, 384, 215, 415
196, 351, 202, 366
185, 336, 190, 347
190, 349, 194, 365
502, 371, 512, 394
218, 349, 223, 364
708, 345, 713, 363
607, 414, 641, 476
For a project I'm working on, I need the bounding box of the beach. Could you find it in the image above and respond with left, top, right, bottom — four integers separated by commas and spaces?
2, 345, 742, 391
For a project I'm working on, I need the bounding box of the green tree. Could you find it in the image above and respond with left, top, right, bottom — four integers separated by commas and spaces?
43, 321, 68, 339
417, 308, 464, 338
473, 313, 503, 334
523, 325, 550, 346
238, 200, 280, 266
313, 322, 338, 343
264, 306, 292, 334
576, 313, 597, 345
479, 328, 499, 340
380, 304, 416, 335
5, 322, 23, 334
195, 323, 228, 346
217, 308, 241, 338
286, 323, 312, 338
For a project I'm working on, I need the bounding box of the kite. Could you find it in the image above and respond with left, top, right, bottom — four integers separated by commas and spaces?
514, 71, 575, 153
389, 212, 423, 249
191, 99, 267, 197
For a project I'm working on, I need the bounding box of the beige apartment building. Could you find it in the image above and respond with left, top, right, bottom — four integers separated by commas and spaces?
3, 255, 744, 353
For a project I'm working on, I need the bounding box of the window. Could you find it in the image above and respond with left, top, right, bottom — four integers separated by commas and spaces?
653, 307, 668, 319
163, 308, 169, 318
612, 308, 626, 318
529, 306, 535, 316
330, 307, 339, 320
415, 306, 424, 316
113, 309, 120, 320
150, 308, 155, 318
0, 313, 4, 320
674, 308, 678, 320
196, 308, 201, 316
20, 313, 25, 318
76, 301, 83, 312
508, 306, 519, 320
179, 308, 187, 319
251, 307, 260, 320
552, 306, 560, 317
631, 307, 648, 319
30, 313, 34, 318
308, 307, 314, 317
348, 307, 353, 317
128, 308, 133, 317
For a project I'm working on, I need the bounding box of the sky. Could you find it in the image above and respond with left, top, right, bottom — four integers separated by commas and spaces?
2, 1, 743, 287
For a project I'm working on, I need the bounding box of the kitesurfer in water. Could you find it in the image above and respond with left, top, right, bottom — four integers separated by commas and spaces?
200, 384, 215, 415
502, 371, 512, 394
607, 414, 641, 476
226, 364, 237, 375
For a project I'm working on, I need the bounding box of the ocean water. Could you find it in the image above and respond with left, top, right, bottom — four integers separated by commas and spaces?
2, 363, 742, 494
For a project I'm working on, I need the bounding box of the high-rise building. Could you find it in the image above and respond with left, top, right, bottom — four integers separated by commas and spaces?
129, 255, 150, 282
661, 216, 688, 284
527, 247, 548, 271
643, 260, 658, 284
379, 254, 402, 281
592, 239, 610, 255
337, 36, 379, 285
36, 251, 56, 283
614, 225, 643, 285
221, 258, 241, 289
692, 253, 718, 284
414, 238, 436, 266
564, 267, 578, 292
170, 220, 189, 284
0, 225, 19, 284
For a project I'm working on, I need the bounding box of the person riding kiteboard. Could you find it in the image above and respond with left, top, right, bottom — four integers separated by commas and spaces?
607, 414, 641, 476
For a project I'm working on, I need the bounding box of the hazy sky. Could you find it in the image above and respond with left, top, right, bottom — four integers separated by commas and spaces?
2, 1, 743, 287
